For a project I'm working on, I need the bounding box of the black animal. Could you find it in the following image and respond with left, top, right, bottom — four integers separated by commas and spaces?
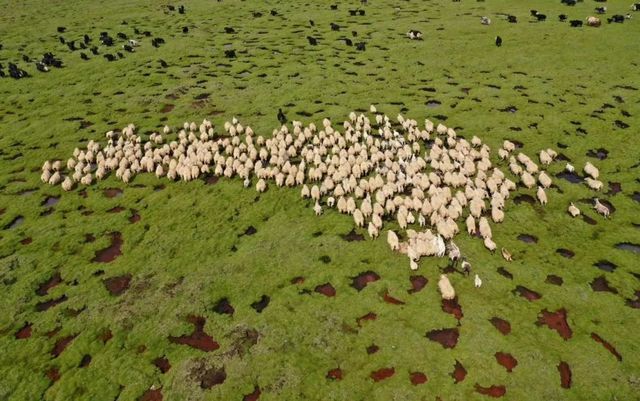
608, 15, 625, 23
359, 9, 365, 16
508, 15, 517, 23
253, 11, 263, 18
22, 54, 30, 62
83, 34, 91, 44
633, 3, 640, 11
307, 36, 318, 45
270, 9, 278, 16
309, 19, 315, 26
104, 54, 116, 61
349, 9, 357, 16
355, 42, 365, 51
67, 41, 77, 51
595, 7, 606, 14
224, 49, 236, 58
59, 36, 66, 44
80, 52, 89, 60
117, 32, 128, 40
117, 51, 124, 59
561, 0, 576, 5
36, 61, 49, 72
277, 108, 287, 125
134, 27, 141, 35
183, 26, 189, 33
167, 5, 175, 11
42, 52, 63, 68
101, 36, 114, 46
57, 26, 66, 33
530, 10, 538, 16
330, 22, 340, 31
224, 27, 235, 33
178, 5, 185, 14
495, 36, 502, 47
90, 46, 99, 55
352, 31, 358, 37
151, 37, 165, 48
536, 13, 547, 21
343, 38, 353, 46
330, 4, 338, 10
8, 62, 28, 79
569, 20, 583, 27
123, 44, 134, 52
143, 31, 152, 37
559, 14, 568, 21
159, 59, 168, 68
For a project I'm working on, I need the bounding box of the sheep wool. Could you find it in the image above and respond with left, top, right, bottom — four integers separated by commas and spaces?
438, 274, 455, 300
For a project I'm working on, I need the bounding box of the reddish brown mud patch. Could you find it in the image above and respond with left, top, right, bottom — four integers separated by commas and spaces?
451, 360, 467, 383
315, 283, 336, 297
513, 285, 542, 301
79, 354, 92, 367
103, 274, 131, 295
537, 308, 572, 340
140, 388, 163, 401
366, 344, 379, 354
590, 276, 618, 293
545, 275, 563, 286
475, 384, 506, 397
129, 210, 141, 223
408, 275, 428, 294
371, 367, 395, 382
107, 206, 125, 213
495, 352, 518, 372
243, 386, 261, 401
51, 334, 77, 358
15, 322, 32, 339
357, 312, 377, 326
98, 328, 113, 343
426, 328, 459, 349
442, 297, 463, 321
103, 188, 123, 198
558, 361, 571, 389
37, 272, 62, 296
591, 333, 622, 361
161, 104, 174, 113
490, 317, 511, 335
92, 232, 123, 263
213, 297, 234, 315
626, 290, 640, 309
169, 315, 219, 352
327, 368, 343, 380
36, 294, 68, 311
556, 248, 575, 258
350, 271, 380, 291
383, 291, 405, 305
199, 366, 226, 389
410, 372, 428, 385
45, 367, 60, 382
20, 237, 32, 245
290, 276, 305, 285
153, 356, 171, 373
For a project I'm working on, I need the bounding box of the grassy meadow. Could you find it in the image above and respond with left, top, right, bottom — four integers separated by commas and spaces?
0, 0, 639, 400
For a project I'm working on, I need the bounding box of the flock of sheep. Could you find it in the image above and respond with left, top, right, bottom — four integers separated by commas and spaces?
40, 107, 609, 300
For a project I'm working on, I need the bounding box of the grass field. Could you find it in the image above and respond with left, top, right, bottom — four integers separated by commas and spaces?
1, 0, 639, 400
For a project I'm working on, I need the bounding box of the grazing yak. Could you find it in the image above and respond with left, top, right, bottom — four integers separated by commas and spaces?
407, 30, 423, 40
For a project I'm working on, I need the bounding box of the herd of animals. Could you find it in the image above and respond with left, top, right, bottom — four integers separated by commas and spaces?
39, 106, 611, 300
2, 1, 639, 78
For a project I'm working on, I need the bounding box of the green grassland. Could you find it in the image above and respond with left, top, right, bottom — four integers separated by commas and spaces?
0, 0, 639, 400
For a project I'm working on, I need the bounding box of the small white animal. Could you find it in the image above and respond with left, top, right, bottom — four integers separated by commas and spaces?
565, 163, 575, 173
474, 274, 482, 288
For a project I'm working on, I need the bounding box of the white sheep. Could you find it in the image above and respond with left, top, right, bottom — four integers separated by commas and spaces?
568, 202, 580, 217
474, 274, 482, 288
593, 198, 610, 218
537, 186, 547, 205
438, 274, 455, 300
585, 177, 603, 191
584, 162, 599, 179
387, 230, 399, 251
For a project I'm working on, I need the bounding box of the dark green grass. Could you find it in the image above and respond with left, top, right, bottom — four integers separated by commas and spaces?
0, 0, 639, 400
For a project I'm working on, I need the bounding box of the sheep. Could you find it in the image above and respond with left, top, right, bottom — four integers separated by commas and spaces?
585, 177, 603, 191
410, 260, 418, 271
461, 260, 471, 276
438, 274, 455, 300
584, 162, 599, 179
593, 198, 610, 218
301, 184, 310, 198
466, 215, 476, 236
539, 171, 552, 188
41, 169, 51, 183
484, 237, 497, 252
521, 172, 536, 189
61, 176, 73, 191
314, 201, 322, 216
539, 150, 552, 165
387, 230, 399, 251
474, 274, 482, 288
367, 222, 379, 238
537, 186, 548, 205
565, 163, 575, 173
481, 16, 491, 25
448, 241, 461, 265
48, 171, 61, 185
568, 202, 580, 217
353, 209, 364, 227
501, 247, 512, 261
256, 179, 267, 192
478, 217, 492, 239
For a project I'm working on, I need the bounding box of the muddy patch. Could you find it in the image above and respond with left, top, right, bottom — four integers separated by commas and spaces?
408, 275, 428, 294
490, 317, 511, 335
370, 367, 395, 382
213, 297, 234, 315
4, 216, 24, 229
46, 367, 60, 382
517, 234, 538, 244
103, 274, 132, 295
366, 344, 379, 354
558, 361, 571, 389
495, 352, 518, 372
139, 388, 162, 401
20, 237, 32, 245
426, 100, 441, 108
327, 368, 343, 381
475, 384, 506, 398
627, 291, 640, 309
15, 322, 32, 339
315, 283, 336, 297
513, 194, 535, 205
36, 294, 68, 311
497, 267, 513, 280
591, 276, 617, 293
51, 334, 77, 358
591, 332, 622, 361
92, 232, 123, 263
243, 386, 261, 401
442, 297, 463, 321
161, 104, 175, 113
129, 210, 141, 223
513, 285, 542, 301
42, 196, 60, 207
356, 312, 377, 327
383, 291, 405, 305
350, 271, 380, 291
251, 295, 270, 312
545, 275, 563, 286
555, 172, 583, 184
426, 328, 459, 349
107, 206, 125, 214
586, 148, 609, 160
410, 372, 428, 385
582, 214, 597, 225
103, 188, 123, 198
556, 248, 575, 258
198, 366, 226, 389
79, 354, 91, 368
341, 228, 364, 241
594, 260, 617, 272
319, 255, 331, 264
168, 315, 219, 352
537, 308, 572, 340
153, 356, 171, 373
451, 360, 467, 383
615, 242, 640, 254
37, 272, 62, 296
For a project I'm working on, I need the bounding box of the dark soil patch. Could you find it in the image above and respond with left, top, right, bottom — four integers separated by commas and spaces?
426, 328, 459, 349
537, 308, 572, 340
85, 233, 96, 243
42, 196, 60, 207
594, 260, 617, 272
351, 271, 380, 291
327, 368, 343, 381
92, 232, 123, 263
475, 384, 506, 398
51, 334, 77, 358
451, 360, 467, 383
517, 234, 538, 244
591, 332, 622, 361
615, 242, 640, 254
79, 354, 92, 368
161, 104, 175, 113
205, 176, 219, 185
513, 194, 535, 205
4, 216, 24, 229
556, 248, 575, 258
442, 297, 463, 321
513, 285, 542, 301
545, 275, 563, 286
36, 294, 68, 311
251, 295, 270, 313
242, 226, 257, 236
98, 328, 113, 343
315, 283, 336, 297
213, 297, 234, 315
243, 386, 261, 401
495, 352, 518, 372
558, 361, 571, 389
341, 228, 364, 241
426, 100, 441, 108
139, 388, 163, 401
366, 344, 379, 354
46, 367, 60, 382
107, 206, 125, 214
555, 172, 583, 184
410, 372, 428, 385
153, 356, 171, 373
199, 366, 226, 389
103, 188, 123, 198
15, 322, 32, 339
408, 275, 428, 294
37, 272, 62, 296
129, 210, 141, 223
582, 214, 597, 225
20, 237, 32, 245
490, 317, 511, 335
498, 105, 517, 113
290, 276, 305, 285
586, 148, 609, 160
614, 120, 629, 129
168, 315, 219, 352
371, 367, 395, 382
591, 276, 617, 293
497, 267, 513, 280
383, 291, 405, 305
632, 192, 640, 203
356, 312, 377, 326
319, 255, 331, 264
626, 291, 640, 309
103, 274, 131, 295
